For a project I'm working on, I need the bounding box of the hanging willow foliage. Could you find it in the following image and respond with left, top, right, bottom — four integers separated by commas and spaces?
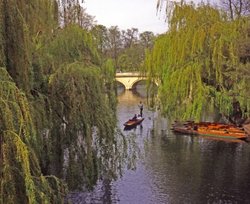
0, 0, 58, 94
48, 62, 117, 190
0, 68, 67, 204
0, 0, 123, 199
43, 24, 100, 72
145, 2, 250, 121
101, 59, 117, 111
0, 1, 5, 66
0, 0, 31, 93
31, 24, 119, 190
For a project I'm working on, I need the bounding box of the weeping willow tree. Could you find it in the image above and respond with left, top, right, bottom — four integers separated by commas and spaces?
30, 19, 121, 189
0, 0, 58, 94
0, 1, 5, 66
101, 59, 117, 110
0, 68, 66, 203
0, 0, 31, 93
145, 1, 250, 122
44, 24, 99, 71
48, 62, 118, 189
1, 0, 122, 201
0, 0, 68, 202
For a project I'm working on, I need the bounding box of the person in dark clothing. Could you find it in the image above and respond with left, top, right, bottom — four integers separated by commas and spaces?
229, 98, 243, 125
132, 114, 137, 120
138, 101, 143, 117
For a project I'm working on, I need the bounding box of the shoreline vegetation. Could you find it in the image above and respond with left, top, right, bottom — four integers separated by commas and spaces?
146, 0, 250, 125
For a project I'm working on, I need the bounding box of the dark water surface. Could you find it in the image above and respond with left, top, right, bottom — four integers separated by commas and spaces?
69, 89, 250, 204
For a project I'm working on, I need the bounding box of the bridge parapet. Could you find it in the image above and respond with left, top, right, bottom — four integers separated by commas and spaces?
115, 72, 147, 90
115, 72, 146, 77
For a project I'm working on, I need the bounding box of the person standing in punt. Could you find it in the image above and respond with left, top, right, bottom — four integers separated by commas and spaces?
138, 101, 143, 117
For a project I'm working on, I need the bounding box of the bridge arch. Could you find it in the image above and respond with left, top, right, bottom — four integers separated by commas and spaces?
115, 72, 158, 90
130, 79, 148, 90
116, 80, 126, 90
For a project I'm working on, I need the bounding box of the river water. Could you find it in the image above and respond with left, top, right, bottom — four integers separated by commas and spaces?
68, 88, 250, 204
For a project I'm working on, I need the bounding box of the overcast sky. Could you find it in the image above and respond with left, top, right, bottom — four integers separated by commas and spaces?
83, 0, 168, 34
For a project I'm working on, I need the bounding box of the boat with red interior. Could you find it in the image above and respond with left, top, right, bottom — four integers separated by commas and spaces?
171, 121, 247, 140
123, 116, 144, 129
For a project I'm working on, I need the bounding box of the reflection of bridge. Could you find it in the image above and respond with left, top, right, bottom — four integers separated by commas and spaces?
115, 72, 148, 90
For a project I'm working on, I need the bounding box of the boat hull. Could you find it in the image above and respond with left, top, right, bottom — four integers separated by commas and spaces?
172, 121, 247, 140
124, 118, 144, 128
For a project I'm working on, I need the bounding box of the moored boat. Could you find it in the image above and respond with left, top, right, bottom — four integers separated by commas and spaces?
171, 121, 247, 140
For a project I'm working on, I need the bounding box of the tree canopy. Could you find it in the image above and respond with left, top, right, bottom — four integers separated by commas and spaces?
146, 1, 250, 122
0, 0, 123, 202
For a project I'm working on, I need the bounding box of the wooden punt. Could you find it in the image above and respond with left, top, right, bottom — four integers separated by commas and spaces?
171, 121, 247, 140
123, 117, 144, 128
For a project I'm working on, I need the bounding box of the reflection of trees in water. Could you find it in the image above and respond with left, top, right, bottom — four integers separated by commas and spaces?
132, 88, 147, 98
66, 127, 142, 203
144, 127, 250, 203
116, 82, 125, 96
67, 88, 156, 203
133, 81, 158, 99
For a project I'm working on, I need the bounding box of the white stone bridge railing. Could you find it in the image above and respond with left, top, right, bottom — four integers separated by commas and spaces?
115, 72, 148, 90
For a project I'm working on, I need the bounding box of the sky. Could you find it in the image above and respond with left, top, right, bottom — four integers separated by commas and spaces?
83, 0, 168, 34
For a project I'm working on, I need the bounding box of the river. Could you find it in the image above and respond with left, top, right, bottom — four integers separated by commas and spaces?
68, 88, 250, 204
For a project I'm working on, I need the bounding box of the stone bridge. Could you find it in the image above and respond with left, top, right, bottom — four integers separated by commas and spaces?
115, 72, 148, 90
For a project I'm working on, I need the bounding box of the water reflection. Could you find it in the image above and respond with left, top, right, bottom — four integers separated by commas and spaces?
117, 90, 250, 204
123, 124, 143, 131
68, 89, 250, 204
